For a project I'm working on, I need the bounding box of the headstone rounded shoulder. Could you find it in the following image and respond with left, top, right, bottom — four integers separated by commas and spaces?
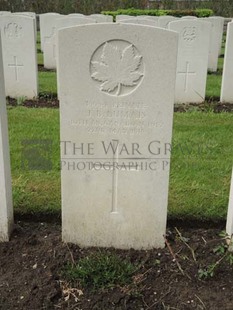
90, 14, 113, 23
158, 16, 178, 29
68, 13, 84, 17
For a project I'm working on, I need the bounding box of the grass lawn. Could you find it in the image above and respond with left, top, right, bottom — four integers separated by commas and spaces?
7, 107, 233, 220
6, 31, 232, 221
39, 71, 57, 95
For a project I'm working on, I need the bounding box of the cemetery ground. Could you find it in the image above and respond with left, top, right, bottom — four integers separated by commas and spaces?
0, 222, 233, 309
0, 32, 233, 309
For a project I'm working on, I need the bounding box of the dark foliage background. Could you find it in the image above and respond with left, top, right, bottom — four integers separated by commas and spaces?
0, 0, 232, 16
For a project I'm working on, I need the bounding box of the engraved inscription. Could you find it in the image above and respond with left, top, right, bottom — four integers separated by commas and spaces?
4, 23, 22, 39
178, 61, 196, 92
90, 40, 144, 97
182, 27, 196, 43
8, 56, 24, 81
69, 100, 157, 136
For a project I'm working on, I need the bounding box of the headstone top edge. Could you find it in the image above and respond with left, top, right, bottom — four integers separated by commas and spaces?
58, 22, 179, 38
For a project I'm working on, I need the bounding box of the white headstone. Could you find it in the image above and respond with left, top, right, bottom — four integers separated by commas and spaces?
13, 12, 37, 40
169, 19, 211, 103
39, 13, 61, 52
115, 15, 132, 21
138, 15, 158, 21
226, 168, 233, 240
181, 16, 198, 19
0, 12, 11, 16
90, 14, 113, 23
212, 16, 224, 57
0, 33, 14, 242
58, 23, 178, 249
204, 16, 224, 72
221, 21, 233, 103
120, 18, 158, 27
0, 15, 38, 98
158, 16, 177, 29
44, 16, 95, 70
68, 13, 84, 17
13, 12, 36, 18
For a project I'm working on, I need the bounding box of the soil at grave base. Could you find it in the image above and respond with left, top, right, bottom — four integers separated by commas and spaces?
6, 97, 233, 112
0, 222, 233, 310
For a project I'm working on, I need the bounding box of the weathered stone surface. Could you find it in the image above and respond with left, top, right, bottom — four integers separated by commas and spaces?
44, 16, 95, 69
221, 21, 233, 103
58, 23, 178, 249
40, 13, 61, 52
169, 19, 211, 103
0, 33, 14, 242
120, 18, 158, 27
90, 14, 113, 22
0, 15, 38, 98
226, 168, 233, 241
158, 16, 177, 29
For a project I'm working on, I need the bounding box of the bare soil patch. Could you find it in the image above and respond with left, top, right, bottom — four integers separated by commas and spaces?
0, 222, 232, 310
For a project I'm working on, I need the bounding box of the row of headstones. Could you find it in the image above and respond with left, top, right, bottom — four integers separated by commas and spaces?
40, 13, 224, 103
38, 13, 233, 103
41, 14, 223, 72
0, 22, 233, 249
0, 12, 232, 102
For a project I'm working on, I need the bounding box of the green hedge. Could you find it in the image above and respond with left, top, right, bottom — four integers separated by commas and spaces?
102, 8, 214, 20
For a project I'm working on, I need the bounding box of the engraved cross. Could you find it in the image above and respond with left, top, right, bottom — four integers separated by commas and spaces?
178, 61, 196, 92
8, 56, 23, 81
102, 140, 139, 214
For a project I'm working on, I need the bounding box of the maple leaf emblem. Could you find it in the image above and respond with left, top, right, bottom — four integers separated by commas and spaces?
91, 42, 143, 96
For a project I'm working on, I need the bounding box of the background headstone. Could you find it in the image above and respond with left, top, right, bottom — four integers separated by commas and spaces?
210, 16, 224, 57
221, 21, 233, 102
58, 23, 178, 249
120, 18, 158, 27
169, 19, 211, 103
0, 15, 38, 98
203, 16, 224, 72
115, 15, 132, 21
68, 13, 84, 17
90, 14, 113, 22
45, 16, 96, 70
181, 16, 198, 19
40, 13, 61, 52
158, 16, 177, 29
0, 33, 14, 242
138, 15, 158, 21
0, 12, 11, 16
226, 168, 233, 242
